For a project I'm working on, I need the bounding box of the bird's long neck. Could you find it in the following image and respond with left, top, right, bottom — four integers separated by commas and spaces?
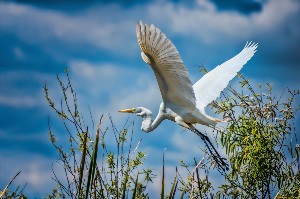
141, 111, 165, 133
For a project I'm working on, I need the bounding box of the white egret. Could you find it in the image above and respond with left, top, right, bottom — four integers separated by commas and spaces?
119, 21, 257, 170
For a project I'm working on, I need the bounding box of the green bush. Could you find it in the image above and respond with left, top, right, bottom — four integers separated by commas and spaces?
212, 75, 300, 198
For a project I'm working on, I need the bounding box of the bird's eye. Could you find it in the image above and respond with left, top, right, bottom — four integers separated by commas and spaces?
132, 108, 137, 112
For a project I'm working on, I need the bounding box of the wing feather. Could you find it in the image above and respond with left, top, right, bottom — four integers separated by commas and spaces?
193, 42, 258, 113
136, 21, 196, 111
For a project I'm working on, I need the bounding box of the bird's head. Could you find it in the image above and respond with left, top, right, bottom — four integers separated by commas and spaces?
118, 107, 152, 118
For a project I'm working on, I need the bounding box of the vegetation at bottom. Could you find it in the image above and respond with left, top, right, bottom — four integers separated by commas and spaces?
1, 68, 300, 199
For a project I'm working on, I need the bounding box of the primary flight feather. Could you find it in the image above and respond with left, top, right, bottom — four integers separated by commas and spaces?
193, 42, 257, 113
119, 21, 258, 170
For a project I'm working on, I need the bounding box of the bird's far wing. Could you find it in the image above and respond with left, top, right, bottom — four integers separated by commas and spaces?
193, 42, 258, 113
136, 21, 196, 110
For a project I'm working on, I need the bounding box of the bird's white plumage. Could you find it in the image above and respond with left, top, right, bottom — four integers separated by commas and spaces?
135, 21, 257, 126
136, 21, 197, 113
193, 42, 258, 113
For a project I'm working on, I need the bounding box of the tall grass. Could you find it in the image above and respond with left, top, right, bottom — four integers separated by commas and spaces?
44, 71, 149, 198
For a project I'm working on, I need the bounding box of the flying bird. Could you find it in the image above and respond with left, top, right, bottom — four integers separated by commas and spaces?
119, 21, 257, 170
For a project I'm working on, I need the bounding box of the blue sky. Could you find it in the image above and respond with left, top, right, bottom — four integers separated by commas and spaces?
0, 0, 300, 197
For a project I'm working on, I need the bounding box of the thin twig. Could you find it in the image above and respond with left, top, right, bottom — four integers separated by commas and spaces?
0, 171, 22, 198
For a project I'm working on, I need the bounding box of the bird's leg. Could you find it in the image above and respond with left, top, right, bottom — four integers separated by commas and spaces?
189, 127, 229, 172
175, 117, 228, 171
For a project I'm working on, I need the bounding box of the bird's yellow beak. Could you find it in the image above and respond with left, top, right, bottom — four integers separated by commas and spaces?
118, 108, 135, 113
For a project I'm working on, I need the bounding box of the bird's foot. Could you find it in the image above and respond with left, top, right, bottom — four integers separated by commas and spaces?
190, 128, 229, 172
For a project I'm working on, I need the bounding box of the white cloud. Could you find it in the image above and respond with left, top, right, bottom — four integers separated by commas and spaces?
0, 95, 37, 107
0, 153, 58, 197
69, 60, 161, 118
0, 2, 137, 56
13, 46, 26, 60
147, 0, 300, 44
1, 0, 299, 64
0, 71, 52, 108
2, 0, 300, 54
0, 129, 49, 144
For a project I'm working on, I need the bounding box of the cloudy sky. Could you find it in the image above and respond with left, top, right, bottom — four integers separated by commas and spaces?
1, 0, 300, 197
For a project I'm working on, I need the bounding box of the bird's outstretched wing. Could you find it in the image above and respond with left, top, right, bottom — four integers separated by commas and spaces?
193, 42, 258, 113
136, 21, 196, 111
